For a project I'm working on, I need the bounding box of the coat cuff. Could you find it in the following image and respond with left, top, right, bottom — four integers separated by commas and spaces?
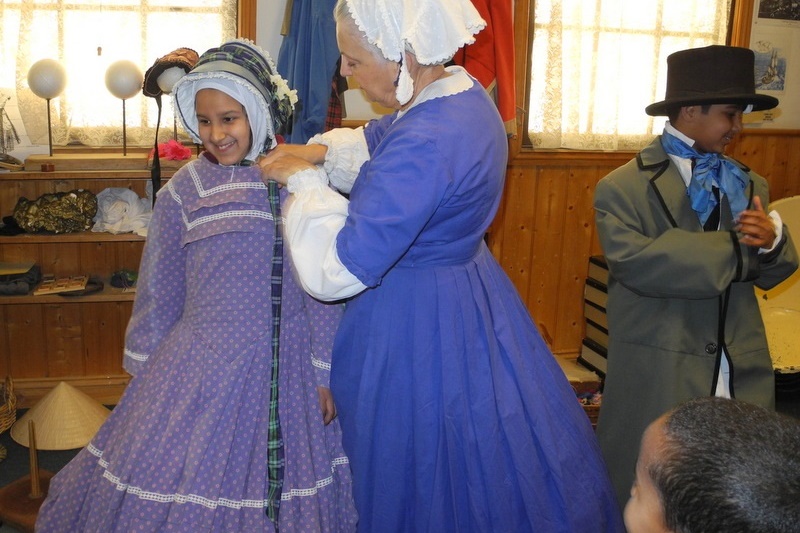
734, 230, 760, 282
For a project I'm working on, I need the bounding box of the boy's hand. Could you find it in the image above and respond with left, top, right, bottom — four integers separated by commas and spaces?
736, 196, 777, 249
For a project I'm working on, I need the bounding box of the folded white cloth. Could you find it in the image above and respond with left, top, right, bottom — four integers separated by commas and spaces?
92, 187, 152, 236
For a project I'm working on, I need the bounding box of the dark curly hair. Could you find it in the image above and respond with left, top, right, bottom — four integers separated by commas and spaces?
650, 397, 800, 533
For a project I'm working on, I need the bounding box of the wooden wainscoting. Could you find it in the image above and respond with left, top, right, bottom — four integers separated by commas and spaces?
488, 151, 631, 357
727, 129, 800, 200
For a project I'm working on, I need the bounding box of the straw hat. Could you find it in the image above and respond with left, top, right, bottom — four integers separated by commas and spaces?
10, 382, 110, 450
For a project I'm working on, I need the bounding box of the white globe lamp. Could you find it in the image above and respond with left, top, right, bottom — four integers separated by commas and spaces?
105, 60, 143, 155
105, 60, 143, 99
27, 59, 67, 156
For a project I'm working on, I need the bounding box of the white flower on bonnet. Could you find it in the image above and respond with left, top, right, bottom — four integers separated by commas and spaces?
342, 0, 486, 105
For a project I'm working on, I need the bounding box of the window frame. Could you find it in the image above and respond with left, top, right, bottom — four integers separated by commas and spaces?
238, 0, 256, 40
509, 0, 756, 161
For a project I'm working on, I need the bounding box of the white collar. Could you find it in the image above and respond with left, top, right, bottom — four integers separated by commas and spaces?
396, 66, 474, 120
664, 122, 697, 188
664, 121, 696, 147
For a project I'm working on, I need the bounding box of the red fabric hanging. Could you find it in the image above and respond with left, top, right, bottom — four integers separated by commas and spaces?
451, 0, 516, 136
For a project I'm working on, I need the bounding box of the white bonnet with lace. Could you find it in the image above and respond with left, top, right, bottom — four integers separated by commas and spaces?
340, 0, 485, 105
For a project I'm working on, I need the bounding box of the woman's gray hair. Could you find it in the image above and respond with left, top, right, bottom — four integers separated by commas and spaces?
333, 0, 350, 22
334, 0, 382, 60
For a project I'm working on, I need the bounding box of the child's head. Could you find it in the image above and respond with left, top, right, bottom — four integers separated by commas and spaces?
670, 103, 746, 154
172, 39, 297, 164
645, 45, 780, 154
625, 397, 800, 533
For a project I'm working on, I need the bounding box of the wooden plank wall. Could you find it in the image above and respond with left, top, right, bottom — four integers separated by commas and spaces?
727, 130, 800, 200
489, 131, 800, 357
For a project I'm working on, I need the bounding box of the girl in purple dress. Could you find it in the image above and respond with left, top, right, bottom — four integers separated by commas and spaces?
36, 39, 357, 532
257, 1, 625, 531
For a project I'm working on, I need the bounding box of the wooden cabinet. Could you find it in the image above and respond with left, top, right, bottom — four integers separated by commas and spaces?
0, 164, 173, 407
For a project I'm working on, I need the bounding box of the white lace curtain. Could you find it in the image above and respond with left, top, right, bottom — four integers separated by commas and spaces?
528, 0, 732, 150
1, 0, 237, 148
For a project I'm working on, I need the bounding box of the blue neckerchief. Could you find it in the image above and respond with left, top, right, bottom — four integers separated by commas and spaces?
661, 132, 749, 226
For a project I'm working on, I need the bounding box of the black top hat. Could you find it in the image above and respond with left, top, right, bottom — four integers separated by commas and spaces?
645, 45, 779, 116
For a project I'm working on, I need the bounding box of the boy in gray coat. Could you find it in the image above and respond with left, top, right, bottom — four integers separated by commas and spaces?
594, 45, 798, 506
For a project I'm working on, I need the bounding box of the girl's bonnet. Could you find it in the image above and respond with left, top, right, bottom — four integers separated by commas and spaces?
172, 39, 298, 162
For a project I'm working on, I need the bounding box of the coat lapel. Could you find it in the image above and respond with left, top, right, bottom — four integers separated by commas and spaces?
639, 136, 755, 231
639, 138, 700, 230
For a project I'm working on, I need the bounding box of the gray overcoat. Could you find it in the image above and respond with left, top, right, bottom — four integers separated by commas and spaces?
593, 136, 798, 505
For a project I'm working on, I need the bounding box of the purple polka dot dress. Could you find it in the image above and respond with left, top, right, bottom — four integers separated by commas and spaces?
36, 155, 358, 532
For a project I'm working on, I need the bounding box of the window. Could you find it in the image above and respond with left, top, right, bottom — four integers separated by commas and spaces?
1, 0, 237, 149
528, 0, 732, 150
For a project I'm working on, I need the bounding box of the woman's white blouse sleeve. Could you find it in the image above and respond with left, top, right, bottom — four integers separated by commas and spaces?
307, 127, 369, 194
284, 167, 367, 301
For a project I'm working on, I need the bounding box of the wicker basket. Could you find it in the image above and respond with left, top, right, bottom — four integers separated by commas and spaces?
0, 376, 16, 434
0, 376, 17, 462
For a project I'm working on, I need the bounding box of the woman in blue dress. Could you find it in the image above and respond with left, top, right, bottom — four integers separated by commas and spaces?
259, 1, 625, 531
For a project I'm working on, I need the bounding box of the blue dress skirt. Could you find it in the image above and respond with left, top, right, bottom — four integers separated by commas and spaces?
328, 75, 624, 532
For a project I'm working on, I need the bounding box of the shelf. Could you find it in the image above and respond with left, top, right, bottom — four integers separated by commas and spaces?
2, 169, 151, 180
0, 276, 136, 304
0, 231, 145, 244
0, 157, 153, 407
12, 375, 132, 409
0, 169, 178, 181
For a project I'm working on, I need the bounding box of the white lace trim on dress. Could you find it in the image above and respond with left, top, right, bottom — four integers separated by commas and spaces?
124, 348, 149, 362
188, 163, 267, 197
86, 444, 351, 508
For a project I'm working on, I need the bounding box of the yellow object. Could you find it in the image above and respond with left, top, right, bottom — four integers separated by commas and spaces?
0, 262, 35, 276
11, 382, 110, 450
757, 195, 800, 372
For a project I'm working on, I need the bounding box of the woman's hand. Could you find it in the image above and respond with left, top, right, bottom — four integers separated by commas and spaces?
258, 148, 318, 187
269, 143, 328, 164
317, 386, 337, 425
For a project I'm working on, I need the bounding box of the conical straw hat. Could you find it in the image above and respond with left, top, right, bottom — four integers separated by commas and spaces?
10, 382, 110, 450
